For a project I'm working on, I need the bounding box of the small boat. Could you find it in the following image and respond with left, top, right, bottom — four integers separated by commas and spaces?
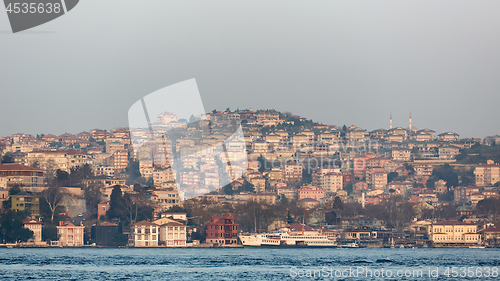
341, 241, 360, 248
469, 238, 486, 249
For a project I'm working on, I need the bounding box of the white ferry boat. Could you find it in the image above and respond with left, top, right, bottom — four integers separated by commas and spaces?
239, 227, 337, 248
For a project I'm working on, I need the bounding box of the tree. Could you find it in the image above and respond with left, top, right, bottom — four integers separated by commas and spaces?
427, 164, 459, 189
70, 164, 93, 184
107, 185, 128, 221
404, 163, 415, 176
44, 159, 57, 186
42, 224, 59, 242
84, 181, 103, 214
41, 185, 68, 222
236, 201, 277, 232
2, 185, 22, 209
332, 196, 344, 210
112, 232, 128, 246
345, 182, 353, 195
387, 172, 399, 183
257, 155, 268, 172
166, 206, 187, 213
2, 154, 14, 164
477, 198, 500, 221
126, 160, 142, 183
0, 210, 33, 243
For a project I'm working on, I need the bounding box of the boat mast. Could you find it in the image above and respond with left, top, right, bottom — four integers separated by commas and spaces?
302, 210, 305, 236
255, 216, 257, 233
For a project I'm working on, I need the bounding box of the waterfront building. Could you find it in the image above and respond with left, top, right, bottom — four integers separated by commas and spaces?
205, 214, 239, 246
133, 221, 159, 247
23, 218, 42, 243
429, 221, 479, 245
56, 221, 85, 247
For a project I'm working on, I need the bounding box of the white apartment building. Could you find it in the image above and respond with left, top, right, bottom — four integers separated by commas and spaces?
133, 221, 160, 247
430, 221, 480, 244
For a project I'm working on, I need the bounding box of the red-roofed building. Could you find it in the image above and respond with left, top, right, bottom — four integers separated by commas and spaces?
478, 226, 500, 243
298, 186, 325, 201
0, 164, 44, 187
23, 218, 42, 243
206, 214, 238, 246
55, 221, 85, 247
430, 221, 479, 245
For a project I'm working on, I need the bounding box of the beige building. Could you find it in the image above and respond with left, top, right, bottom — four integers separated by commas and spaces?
151, 188, 181, 209
55, 221, 85, 247
276, 186, 298, 201
390, 148, 411, 162
438, 132, 459, 142
26, 149, 94, 173
321, 172, 343, 193
370, 173, 388, 190
23, 218, 43, 243
153, 168, 175, 185
154, 218, 187, 247
474, 160, 500, 187
233, 191, 278, 205
109, 149, 128, 172
430, 221, 479, 245
133, 221, 159, 247
282, 163, 303, 183
250, 177, 266, 193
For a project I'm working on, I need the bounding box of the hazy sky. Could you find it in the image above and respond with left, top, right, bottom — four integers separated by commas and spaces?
1, 1, 500, 138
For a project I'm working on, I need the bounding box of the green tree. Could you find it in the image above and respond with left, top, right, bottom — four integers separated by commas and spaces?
2, 185, 22, 209
2, 153, 14, 164
345, 182, 353, 195
112, 232, 129, 246
166, 206, 187, 213
257, 155, 268, 172
428, 164, 459, 188
107, 185, 128, 221
126, 160, 142, 181
387, 172, 399, 183
477, 198, 500, 221
0, 210, 33, 243
332, 196, 344, 210
42, 224, 59, 242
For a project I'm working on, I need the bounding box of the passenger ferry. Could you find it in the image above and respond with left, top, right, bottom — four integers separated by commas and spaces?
239, 227, 337, 247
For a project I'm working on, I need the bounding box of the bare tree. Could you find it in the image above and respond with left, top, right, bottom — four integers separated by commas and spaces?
42, 185, 68, 222
43, 159, 57, 186
84, 181, 103, 214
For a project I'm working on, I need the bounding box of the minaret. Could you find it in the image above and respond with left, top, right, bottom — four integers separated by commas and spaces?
409, 111, 412, 131
390, 113, 393, 129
